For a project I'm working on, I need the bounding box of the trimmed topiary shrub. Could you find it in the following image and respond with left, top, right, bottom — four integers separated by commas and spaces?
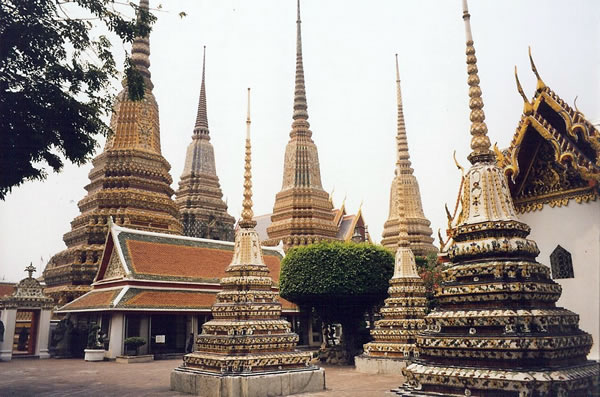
280, 241, 394, 362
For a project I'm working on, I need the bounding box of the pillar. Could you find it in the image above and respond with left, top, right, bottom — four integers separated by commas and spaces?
35, 309, 52, 359
139, 315, 149, 355
0, 309, 17, 361
107, 313, 124, 359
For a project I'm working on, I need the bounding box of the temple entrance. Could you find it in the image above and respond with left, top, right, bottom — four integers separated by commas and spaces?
149, 314, 187, 355
12, 309, 39, 356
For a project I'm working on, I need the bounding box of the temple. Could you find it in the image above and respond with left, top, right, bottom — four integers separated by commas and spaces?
175, 46, 235, 242
496, 53, 600, 360
254, 199, 371, 246
356, 169, 426, 374
171, 89, 325, 397
264, 0, 338, 250
56, 220, 297, 359
43, 0, 182, 306
397, 1, 599, 395
381, 55, 436, 257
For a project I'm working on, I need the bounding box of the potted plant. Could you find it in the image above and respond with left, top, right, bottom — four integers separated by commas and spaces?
123, 336, 146, 356
84, 324, 105, 361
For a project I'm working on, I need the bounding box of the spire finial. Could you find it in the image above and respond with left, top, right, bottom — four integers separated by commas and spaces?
239, 88, 256, 229
462, 0, 494, 164
290, 0, 310, 134
193, 45, 209, 137
528, 46, 546, 91
514, 66, 533, 115
394, 54, 413, 174
25, 262, 36, 279
131, 0, 152, 81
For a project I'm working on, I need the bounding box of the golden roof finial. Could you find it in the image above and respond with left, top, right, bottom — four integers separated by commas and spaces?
239, 88, 256, 229
514, 66, 533, 115
528, 46, 546, 91
329, 187, 335, 204
462, 0, 494, 165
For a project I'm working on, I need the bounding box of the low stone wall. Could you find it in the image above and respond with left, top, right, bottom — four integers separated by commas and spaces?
171, 367, 325, 397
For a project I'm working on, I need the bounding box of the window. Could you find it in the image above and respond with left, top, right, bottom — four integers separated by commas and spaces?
550, 245, 574, 279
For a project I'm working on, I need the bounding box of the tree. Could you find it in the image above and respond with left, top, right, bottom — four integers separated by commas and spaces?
279, 241, 394, 362
0, 0, 156, 199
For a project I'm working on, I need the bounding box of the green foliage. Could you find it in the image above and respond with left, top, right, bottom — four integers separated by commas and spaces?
280, 241, 394, 317
280, 242, 394, 361
124, 336, 146, 354
0, 0, 156, 199
415, 253, 444, 312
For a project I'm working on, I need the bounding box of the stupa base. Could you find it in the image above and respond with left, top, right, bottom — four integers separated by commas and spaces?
354, 354, 410, 375
170, 366, 325, 397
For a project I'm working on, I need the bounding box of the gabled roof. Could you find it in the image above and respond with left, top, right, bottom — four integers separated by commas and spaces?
95, 222, 285, 284
58, 223, 298, 313
498, 71, 599, 213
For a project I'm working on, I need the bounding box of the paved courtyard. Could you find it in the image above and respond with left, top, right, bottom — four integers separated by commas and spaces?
0, 358, 403, 396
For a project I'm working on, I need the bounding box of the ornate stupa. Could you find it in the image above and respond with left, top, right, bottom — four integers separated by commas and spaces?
396, 2, 599, 396
171, 89, 325, 397
175, 47, 235, 241
356, 167, 427, 374
381, 55, 436, 257
264, 0, 338, 250
43, 0, 182, 305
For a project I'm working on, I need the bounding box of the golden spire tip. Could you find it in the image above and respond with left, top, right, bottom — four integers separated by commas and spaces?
514, 65, 532, 115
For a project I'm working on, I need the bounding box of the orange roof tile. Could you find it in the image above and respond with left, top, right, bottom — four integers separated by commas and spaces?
124, 240, 283, 283
0, 283, 15, 297
121, 290, 215, 309
62, 289, 119, 310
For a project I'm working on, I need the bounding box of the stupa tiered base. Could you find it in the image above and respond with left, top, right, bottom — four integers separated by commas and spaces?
171, 364, 325, 397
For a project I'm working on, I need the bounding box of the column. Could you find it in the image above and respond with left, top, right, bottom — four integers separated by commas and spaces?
107, 313, 124, 359
35, 309, 52, 359
139, 315, 149, 355
0, 309, 17, 361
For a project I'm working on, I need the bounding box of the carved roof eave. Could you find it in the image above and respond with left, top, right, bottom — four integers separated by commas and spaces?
499, 90, 600, 187
496, 88, 600, 214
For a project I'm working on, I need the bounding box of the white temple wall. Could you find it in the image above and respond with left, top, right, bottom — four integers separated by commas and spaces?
107, 313, 124, 359
519, 200, 600, 361
35, 309, 51, 359
0, 309, 17, 361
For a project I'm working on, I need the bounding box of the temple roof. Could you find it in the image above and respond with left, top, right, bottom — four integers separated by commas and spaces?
497, 59, 600, 212
95, 222, 284, 284
57, 222, 298, 313
57, 287, 299, 313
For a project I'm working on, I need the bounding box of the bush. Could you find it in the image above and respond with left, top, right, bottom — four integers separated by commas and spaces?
280, 241, 394, 361
123, 337, 146, 355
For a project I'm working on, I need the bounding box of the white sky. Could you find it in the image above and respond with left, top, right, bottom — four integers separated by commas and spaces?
1, 0, 599, 282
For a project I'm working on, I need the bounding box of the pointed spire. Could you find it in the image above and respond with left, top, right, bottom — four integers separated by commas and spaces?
462, 0, 494, 164
394, 54, 413, 175
193, 46, 210, 138
131, 0, 152, 82
239, 88, 256, 229
291, 0, 310, 135
393, 169, 419, 278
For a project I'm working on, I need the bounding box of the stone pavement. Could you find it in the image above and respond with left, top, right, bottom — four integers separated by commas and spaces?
0, 358, 404, 396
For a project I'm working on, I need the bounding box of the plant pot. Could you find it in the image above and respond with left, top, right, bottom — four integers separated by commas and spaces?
84, 349, 105, 362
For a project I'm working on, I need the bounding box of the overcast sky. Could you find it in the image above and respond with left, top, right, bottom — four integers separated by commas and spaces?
1, 0, 599, 282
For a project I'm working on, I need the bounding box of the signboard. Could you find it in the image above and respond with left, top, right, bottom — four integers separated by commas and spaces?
155, 335, 165, 343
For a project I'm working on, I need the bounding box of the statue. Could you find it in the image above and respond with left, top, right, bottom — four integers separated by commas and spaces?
51, 313, 73, 358
86, 324, 103, 350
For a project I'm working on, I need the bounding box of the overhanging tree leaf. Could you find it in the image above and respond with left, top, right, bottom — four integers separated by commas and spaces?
0, 0, 156, 199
